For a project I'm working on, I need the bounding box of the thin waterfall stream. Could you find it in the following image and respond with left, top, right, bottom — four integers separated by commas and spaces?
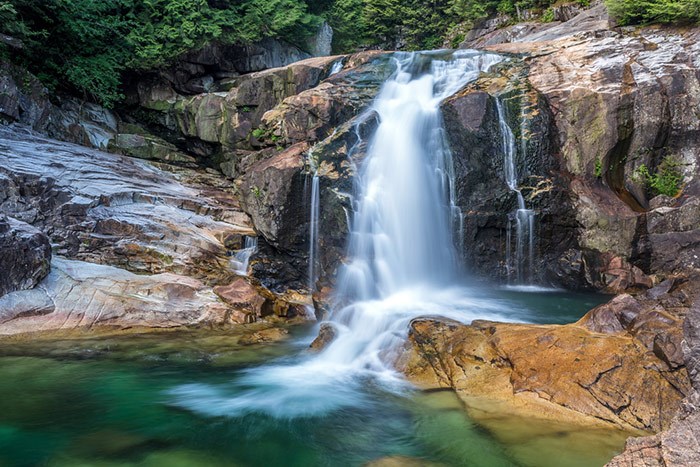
496, 98, 536, 286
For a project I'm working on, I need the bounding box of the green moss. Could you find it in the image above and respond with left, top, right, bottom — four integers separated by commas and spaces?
250, 185, 263, 200
594, 157, 603, 178
633, 156, 685, 197
252, 128, 266, 140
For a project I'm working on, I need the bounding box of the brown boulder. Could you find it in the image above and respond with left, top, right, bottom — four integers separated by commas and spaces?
239, 142, 309, 250
309, 323, 337, 351
401, 277, 699, 433
213, 277, 266, 323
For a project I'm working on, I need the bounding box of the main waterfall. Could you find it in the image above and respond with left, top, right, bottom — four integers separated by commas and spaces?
170, 50, 520, 419
336, 51, 492, 301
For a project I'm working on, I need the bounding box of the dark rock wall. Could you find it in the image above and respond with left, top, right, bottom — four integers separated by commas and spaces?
0, 216, 51, 297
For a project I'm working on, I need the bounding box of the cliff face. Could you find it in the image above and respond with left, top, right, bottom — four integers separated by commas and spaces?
445, 3, 700, 291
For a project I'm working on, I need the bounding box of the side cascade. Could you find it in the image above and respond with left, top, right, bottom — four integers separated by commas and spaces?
307, 151, 321, 292
496, 97, 536, 285
231, 235, 258, 275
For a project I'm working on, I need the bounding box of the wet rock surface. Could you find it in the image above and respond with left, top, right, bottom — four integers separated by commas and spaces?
0, 126, 251, 283
449, 3, 700, 289
0, 258, 231, 335
400, 277, 699, 433
309, 323, 337, 351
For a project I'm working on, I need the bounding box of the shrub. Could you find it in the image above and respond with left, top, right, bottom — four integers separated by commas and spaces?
605, 0, 700, 25
633, 156, 684, 197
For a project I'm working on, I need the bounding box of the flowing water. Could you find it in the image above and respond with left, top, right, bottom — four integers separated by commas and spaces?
171, 51, 610, 430
170, 51, 513, 421
496, 99, 536, 285
231, 236, 258, 276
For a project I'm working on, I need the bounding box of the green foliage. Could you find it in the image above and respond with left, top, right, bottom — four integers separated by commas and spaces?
325, 0, 369, 52
605, 0, 700, 25
4, 0, 696, 107
329, 0, 594, 52
1, 0, 324, 106
541, 7, 555, 22
633, 157, 684, 197
594, 157, 603, 178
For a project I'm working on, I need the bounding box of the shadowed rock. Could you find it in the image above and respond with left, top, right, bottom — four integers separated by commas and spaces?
0, 216, 51, 297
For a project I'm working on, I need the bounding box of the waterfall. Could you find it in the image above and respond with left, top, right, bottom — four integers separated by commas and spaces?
308, 170, 320, 292
329, 59, 344, 75
170, 51, 519, 419
336, 51, 500, 302
231, 236, 257, 275
312, 50, 506, 376
495, 98, 536, 285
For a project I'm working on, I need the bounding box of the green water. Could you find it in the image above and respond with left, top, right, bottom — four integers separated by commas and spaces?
0, 291, 627, 467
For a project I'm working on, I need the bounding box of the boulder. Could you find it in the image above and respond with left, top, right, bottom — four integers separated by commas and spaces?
0, 61, 51, 129
46, 97, 119, 149
0, 216, 51, 297
0, 258, 230, 335
239, 142, 309, 250
213, 277, 266, 323
134, 55, 342, 155
400, 277, 699, 433
309, 323, 337, 351
113, 132, 196, 166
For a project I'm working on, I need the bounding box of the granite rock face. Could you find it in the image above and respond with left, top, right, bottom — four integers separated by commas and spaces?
0, 126, 282, 335
0, 258, 232, 335
465, 4, 700, 286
